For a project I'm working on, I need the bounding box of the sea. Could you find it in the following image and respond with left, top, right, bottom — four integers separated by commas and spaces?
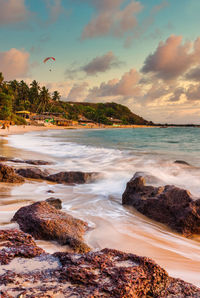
1, 127, 200, 286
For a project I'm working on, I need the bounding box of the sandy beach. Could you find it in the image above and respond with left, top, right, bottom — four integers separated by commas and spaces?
0, 124, 156, 136
0, 127, 200, 289
0, 125, 67, 136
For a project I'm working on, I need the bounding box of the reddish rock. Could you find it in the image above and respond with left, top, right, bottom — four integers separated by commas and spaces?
122, 174, 200, 236
0, 230, 199, 297
0, 156, 52, 165
55, 248, 200, 297
45, 197, 62, 209
24, 159, 52, 165
16, 168, 48, 180
0, 156, 9, 162
0, 163, 25, 183
47, 171, 98, 184
0, 229, 44, 265
12, 201, 90, 253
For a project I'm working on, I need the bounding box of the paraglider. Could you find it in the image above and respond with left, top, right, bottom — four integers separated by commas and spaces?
43, 57, 55, 71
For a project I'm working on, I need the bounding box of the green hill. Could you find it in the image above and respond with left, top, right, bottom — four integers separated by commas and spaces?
0, 72, 152, 125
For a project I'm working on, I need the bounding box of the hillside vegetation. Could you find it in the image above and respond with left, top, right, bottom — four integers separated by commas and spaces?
0, 72, 152, 125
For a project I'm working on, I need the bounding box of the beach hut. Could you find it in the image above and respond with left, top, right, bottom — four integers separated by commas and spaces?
16, 111, 30, 119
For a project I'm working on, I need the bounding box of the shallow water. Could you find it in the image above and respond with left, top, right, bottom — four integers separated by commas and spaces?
1, 127, 200, 286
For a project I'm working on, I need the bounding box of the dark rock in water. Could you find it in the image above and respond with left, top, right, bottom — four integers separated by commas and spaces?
133, 171, 164, 185
0, 229, 44, 265
0, 232, 199, 297
24, 159, 52, 165
122, 174, 200, 236
0, 156, 52, 165
46, 197, 62, 209
0, 156, 9, 162
174, 160, 191, 166
47, 189, 54, 193
47, 171, 98, 184
12, 201, 90, 253
0, 163, 25, 183
16, 167, 48, 180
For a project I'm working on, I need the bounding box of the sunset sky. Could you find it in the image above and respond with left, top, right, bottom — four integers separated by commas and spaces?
0, 0, 200, 123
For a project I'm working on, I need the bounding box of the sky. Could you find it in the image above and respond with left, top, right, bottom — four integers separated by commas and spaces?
1, 0, 200, 124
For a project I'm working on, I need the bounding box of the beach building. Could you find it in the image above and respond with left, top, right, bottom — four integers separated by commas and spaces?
16, 111, 30, 119
53, 118, 73, 126
108, 117, 122, 126
78, 116, 94, 126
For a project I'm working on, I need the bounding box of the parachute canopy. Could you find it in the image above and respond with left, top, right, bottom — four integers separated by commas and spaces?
43, 57, 55, 63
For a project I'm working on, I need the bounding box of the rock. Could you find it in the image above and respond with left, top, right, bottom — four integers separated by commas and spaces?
0, 234, 199, 298
24, 159, 52, 165
47, 189, 54, 193
15, 168, 48, 180
0, 156, 9, 162
174, 160, 191, 166
0, 156, 52, 165
47, 171, 98, 184
45, 197, 62, 209
122, 174, 200, 236
12, 201, 91, 253
133, 171, 164, 185
55, 248, 200, 297
0, 163, 25, 183
0, 229, 44, 265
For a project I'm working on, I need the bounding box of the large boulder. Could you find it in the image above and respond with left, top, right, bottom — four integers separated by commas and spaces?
47, 171, 98, 184
12, 201, 90, 253
15, 167, 48, 180
122, 174, 200, 236
0, 233, 199, 298
0, 163, 25, 183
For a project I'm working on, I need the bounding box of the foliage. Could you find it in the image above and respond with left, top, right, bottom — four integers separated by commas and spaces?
0, 72, 151, 125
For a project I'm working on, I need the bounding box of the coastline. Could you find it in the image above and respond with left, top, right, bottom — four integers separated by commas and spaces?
0, 127, 200, 290
0, 124, 157, 136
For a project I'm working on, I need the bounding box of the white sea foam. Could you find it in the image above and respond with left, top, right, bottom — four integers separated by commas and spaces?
4, 129, 200, 286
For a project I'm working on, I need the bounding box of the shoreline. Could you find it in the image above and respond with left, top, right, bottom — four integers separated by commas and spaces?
0, 127, 200, 289
0, 124, 157, 136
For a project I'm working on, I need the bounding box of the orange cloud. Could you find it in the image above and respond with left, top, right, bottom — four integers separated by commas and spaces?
142, 35, 200, 80
0, 0, 29, 25
88, 68, 141, 98
0, 48, 30, 80
81, 0, 143, 40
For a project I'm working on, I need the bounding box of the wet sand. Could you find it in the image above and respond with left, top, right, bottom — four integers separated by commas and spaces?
0, 124, 156, 136
0, 133, 200, 287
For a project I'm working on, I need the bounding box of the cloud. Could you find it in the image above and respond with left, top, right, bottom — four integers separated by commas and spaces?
185, 83, 200, 101
65, 51, 122, 78
0, 0, 30, 25
185, 67, 200, 82
88, 68, 141, 99
45, 0, 65, 23
0, 48, 30, 80
81, 0, 143, 40
67, 82, 89, 101
168, 87, 185, 102
82, 51, 122, 75
142, 35, 200, 81
125, 0, 169, 47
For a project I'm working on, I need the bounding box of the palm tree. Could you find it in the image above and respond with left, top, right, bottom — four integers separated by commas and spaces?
37, 86, 50, 113
52, 90, 61, 101
30, 80, 40, 107
0, 72, 4, 86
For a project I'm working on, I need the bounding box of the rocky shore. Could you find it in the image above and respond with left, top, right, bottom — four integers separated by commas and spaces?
0, 157, 200, 296
122, 172, 200, 236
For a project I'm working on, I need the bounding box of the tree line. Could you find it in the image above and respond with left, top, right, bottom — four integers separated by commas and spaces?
0, 72, 152, 125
